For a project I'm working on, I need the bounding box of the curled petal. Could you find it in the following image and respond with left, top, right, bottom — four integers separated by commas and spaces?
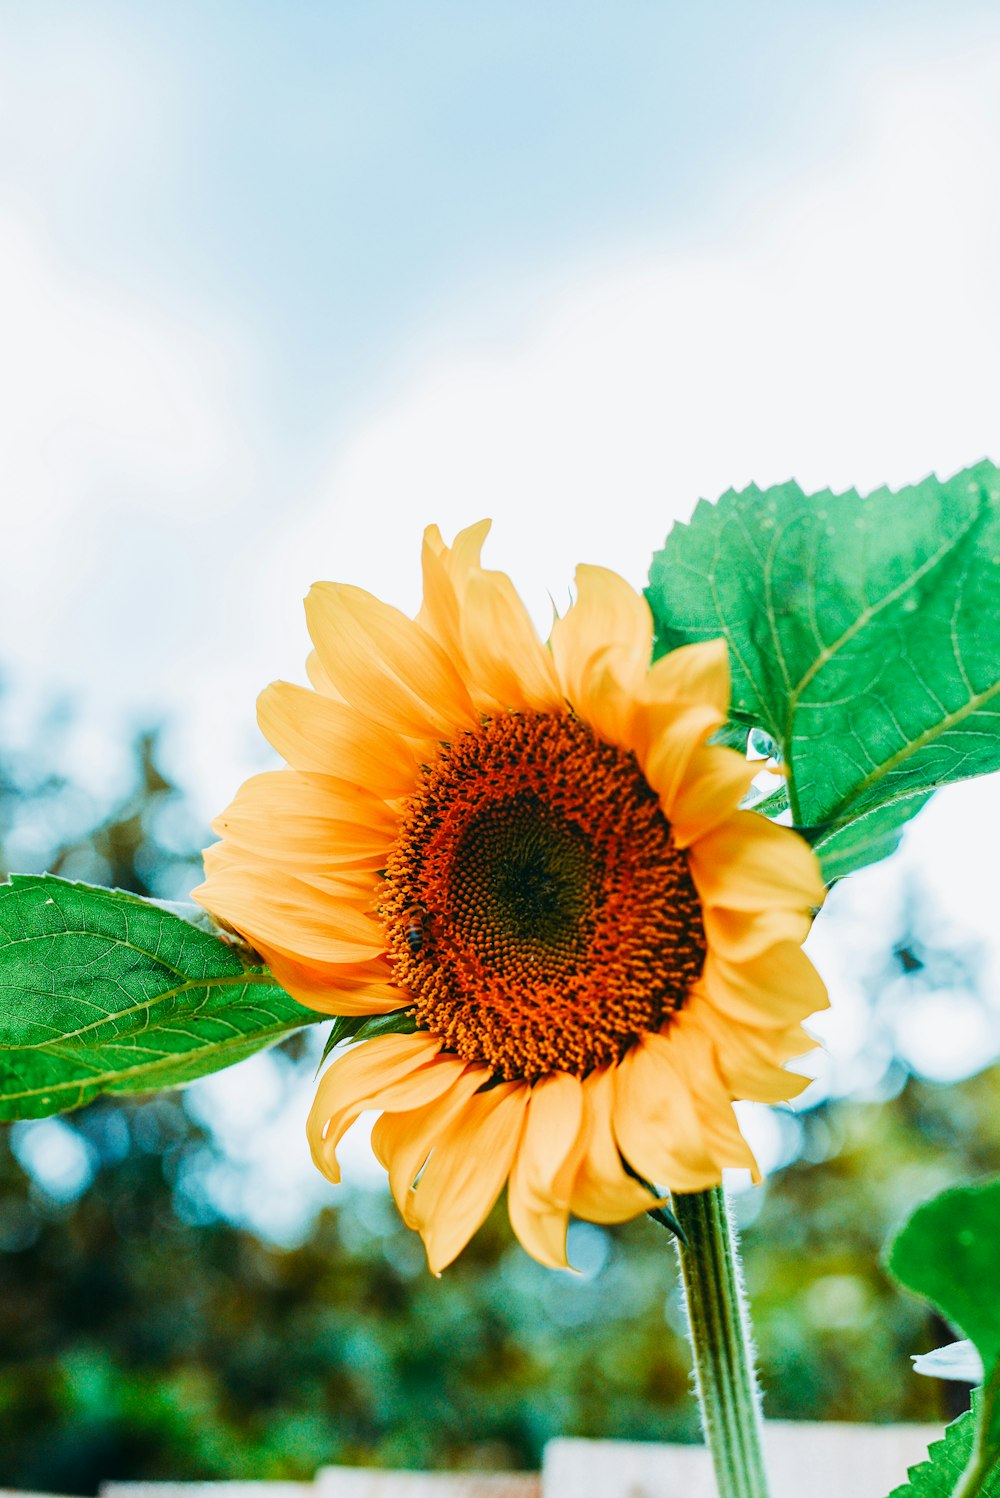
417, 520, 492, 665
699, 944, 829, 1033
701, 901, 812, 962
257, 945, 406, 1017
665, 744, 760, 849
634, 701, 725, 807
372, 1065, 490, 1227
683, 998, 814, 1106
693, 1097, 760, 1181
668, 1015, 760, 1178
307, 1034, 448, 1183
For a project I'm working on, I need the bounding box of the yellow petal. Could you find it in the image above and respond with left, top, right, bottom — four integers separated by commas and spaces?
507, 1073, 586, 1269
305, 648, 345, 699
291, 868, 382, 904
417, 519, 492, 660
640, 638, 731, 713
306, 582, 477, 738
667, 1016, 760, 1177
258, 681, 422, 796
613, 1029, 722, 1193
417, 535, 466, 669
666, 743, 759, 848
633, 701, 724, 808
693, 1096, 760, 1180
192, 867, 385, 963
688, 810, 826, 912
447, 518, 494, 574
257, 944, 407, 1017
569, 1067, 655, 1224
371, 1064, 488, 1227
460, 570, 563, 712
409, 1081, 529, 1274
561, 649, 641, 746
210, 771, 395, 867
720, 1032, 814, 1104
699, 944, 828, 1032
422, 518, 493, 581
684, 1002, 814, 1104
550, 566, 653, 711
307, 1033, 447, 1183
702, 902, 813, 962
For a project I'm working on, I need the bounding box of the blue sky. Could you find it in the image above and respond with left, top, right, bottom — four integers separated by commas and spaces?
3, 1, 1000, 1236
5, 0, 993, 461
2, 3, 876, 361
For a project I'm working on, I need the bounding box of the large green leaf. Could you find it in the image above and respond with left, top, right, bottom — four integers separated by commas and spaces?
646, 462, 1000, 879
885, 1178, 1000, 1498
0, 875, 322, 1120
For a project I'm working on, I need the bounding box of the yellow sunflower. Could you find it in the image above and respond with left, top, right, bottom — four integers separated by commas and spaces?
193, 521, 827, 1274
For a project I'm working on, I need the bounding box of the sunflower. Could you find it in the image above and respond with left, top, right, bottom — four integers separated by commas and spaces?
193, 522, 827, 1274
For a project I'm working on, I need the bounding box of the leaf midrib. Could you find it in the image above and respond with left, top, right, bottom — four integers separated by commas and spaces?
779, 501, 986, 827
781, 501, 982, 742
3, 970, 280, 1052
0, 1012, 304, 1104
700, 497, 984, 756
811, 675, 1000, 837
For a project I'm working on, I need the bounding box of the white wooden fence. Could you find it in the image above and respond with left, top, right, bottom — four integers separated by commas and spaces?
0, 1423, 942, 1498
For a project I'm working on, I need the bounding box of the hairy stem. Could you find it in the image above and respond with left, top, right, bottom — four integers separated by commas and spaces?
671, 1186, 771, 1498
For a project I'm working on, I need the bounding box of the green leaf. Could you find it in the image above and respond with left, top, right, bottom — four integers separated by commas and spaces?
746, 779, 790, 820
886, 1178, 1000, 1497
888, 1404, 1000, 1498
710, 720, 751, 752
0, 875, 322, 1120
318, 1007, 416, 1068
646, 462, 1000, 879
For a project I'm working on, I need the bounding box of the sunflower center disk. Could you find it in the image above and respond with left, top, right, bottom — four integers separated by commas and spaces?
380, 712, 706, 1081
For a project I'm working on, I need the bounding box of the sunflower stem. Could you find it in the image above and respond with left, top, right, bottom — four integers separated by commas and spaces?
671, 1186, 771, 1498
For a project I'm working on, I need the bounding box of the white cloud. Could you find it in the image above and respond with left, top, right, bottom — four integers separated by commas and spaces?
0, 207, 259, 805
0, 215, 249, 526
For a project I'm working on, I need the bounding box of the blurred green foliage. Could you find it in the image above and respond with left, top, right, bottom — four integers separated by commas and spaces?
0, 708, 993, 1493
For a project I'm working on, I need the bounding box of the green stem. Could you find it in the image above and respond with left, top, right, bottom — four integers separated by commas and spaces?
671, 1186, 771, 1498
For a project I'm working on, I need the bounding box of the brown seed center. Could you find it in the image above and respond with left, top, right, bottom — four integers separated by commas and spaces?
379, 711, 705, 1080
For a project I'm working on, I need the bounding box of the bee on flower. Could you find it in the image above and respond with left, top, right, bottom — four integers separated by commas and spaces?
194, 522, 827, 1275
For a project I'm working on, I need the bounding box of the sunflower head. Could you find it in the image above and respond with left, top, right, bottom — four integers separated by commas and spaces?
194, 522, 827, 1274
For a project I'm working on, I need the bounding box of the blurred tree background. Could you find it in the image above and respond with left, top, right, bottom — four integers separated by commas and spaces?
0, 699, 993, 1494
